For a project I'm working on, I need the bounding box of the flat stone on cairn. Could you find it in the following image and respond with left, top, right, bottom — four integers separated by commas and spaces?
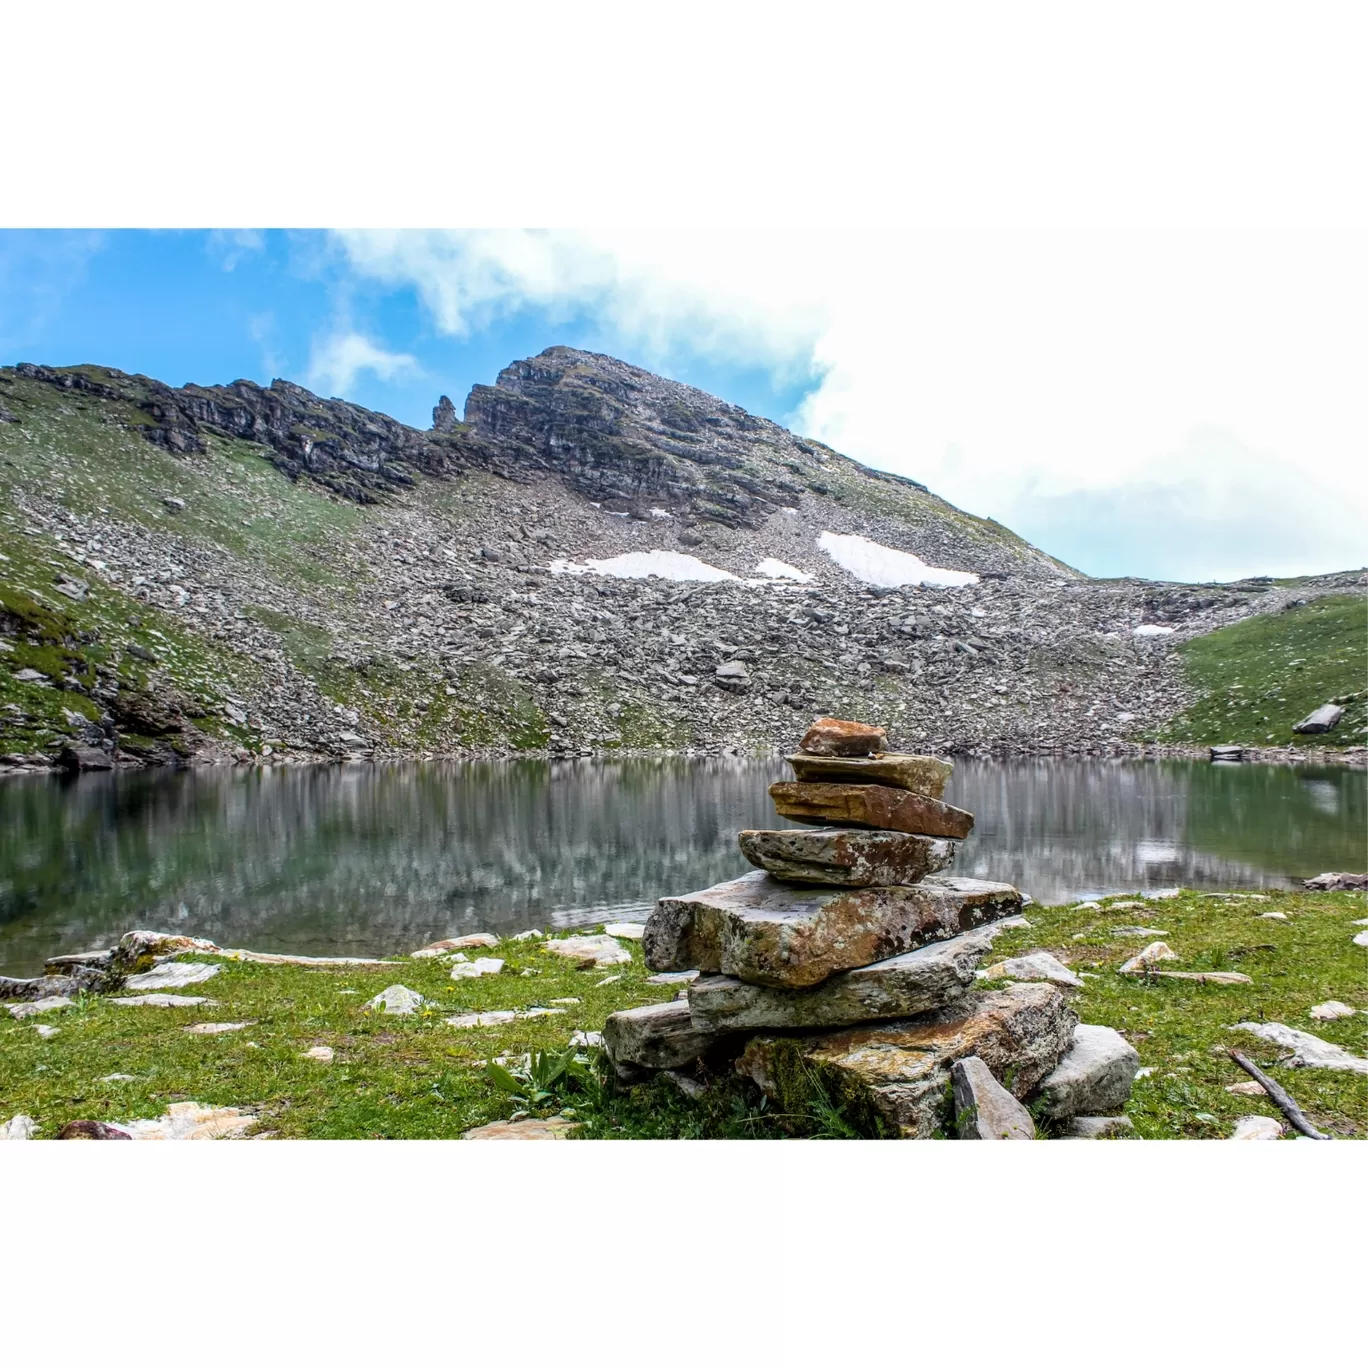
769, 781, 974, 840
644, 870, 1023, 989
738, 827, 955, 887
785, 751, 952, 796
605, 716, 1129, 1138
797, 717, 888, 756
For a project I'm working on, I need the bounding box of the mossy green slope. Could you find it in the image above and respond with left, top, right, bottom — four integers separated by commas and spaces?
1153, 594, 1367, 748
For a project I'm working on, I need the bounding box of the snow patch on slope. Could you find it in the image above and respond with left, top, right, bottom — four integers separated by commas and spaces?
755, 558, 815, 583
549, 551, 738, 582
1133, 624, 1175, 637
818, 532, 978, 588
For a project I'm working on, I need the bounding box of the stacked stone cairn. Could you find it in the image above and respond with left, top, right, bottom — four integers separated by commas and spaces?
603, 717, 1141, 1138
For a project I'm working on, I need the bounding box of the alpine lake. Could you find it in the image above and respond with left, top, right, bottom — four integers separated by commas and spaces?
0, 755, 1363, 977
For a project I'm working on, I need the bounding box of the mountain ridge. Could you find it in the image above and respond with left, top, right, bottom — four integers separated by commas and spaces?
0, 348, 1361, 770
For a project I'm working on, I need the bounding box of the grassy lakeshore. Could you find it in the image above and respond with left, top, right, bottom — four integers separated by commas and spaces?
4, 888, 1366, 1140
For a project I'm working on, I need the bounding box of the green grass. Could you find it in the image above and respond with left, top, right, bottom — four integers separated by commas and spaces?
4, 890, 1364, 1139
1154, 594, 1367, 748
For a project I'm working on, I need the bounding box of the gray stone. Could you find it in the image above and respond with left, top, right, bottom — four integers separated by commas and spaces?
57, 745, 114, 772
951, 1055, 1036, 1139
1065, 1115, 1136, 1139
542, 934, 632, 968
785, 751, 952, 797
1032, 1023, 1140, 1121
738, 827, 955, 887
983, 950, 1082, 988
687, 929, 996, 1031
109, 993, 217, 1007
364, 985, 425, 1014
735, 982, 1076, 1138
645, 870, 1023, 989
1229, 1021, 1368, 1073
123, 961, 221, 992
602, 999, 725, 1071
7, 995, 75, 1020
1293, 704, 1343, 734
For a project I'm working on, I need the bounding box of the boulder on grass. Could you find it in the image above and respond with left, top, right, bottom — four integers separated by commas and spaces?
951, 1056, 1036, 1140
1031, 1023, 1139, 1121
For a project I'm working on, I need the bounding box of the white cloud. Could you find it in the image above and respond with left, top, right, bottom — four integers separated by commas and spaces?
329, 228, 1368, 581
306, 329, 419, 397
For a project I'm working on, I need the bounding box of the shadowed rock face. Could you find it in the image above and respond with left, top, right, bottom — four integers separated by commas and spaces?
13, 363, 470, 503
644, 869, 1022, 989
735, 981, 1077, 1138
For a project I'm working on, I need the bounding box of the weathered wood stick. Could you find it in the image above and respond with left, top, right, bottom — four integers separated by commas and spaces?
1228, 1049, 1331, 1140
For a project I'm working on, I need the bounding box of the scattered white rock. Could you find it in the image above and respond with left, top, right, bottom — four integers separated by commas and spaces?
100, 1073, 136, 1082
1143, 888, 1182, 900
1226, 1080, 1267, 1096
302, 1046, 335, 1062
543, 934, 632, 969
1309, 1001, 1356, 1021
364, 985, 425, 1015
122, 962, 221, 991
1151, 970, 1252, 985
1352, 918, 1368, 927
35, 1024, 61, 1038
604, 922, 646, 941
1065, 1116, 1136, 1139
983, 951, 1082, 988
110, 994, 216, 1008
449, 957, 505, 980
1118, 942, 1180, 975
1258, 911, 1289, 921
1111, 926, 1168, 937
1229, 1022, 1368, 1073
520, 1007, 567, 1019
1072, 901, 1101, 911
446, 1010, 518, 1029
570, 1030, 603, 1048
183, 1021, 253, 1034
1105, 899, 1145, 910
463, 1116, 578, 1140
411, 933, 500, 958
1230, 1115, 1283, 1140
549, 997, 581, 1006
1134, 1067, 1155, 1079
513, 929, 545, 941
118, 1101, 257, 1140
646, 970, 699, 985
595, 975, 622, 987
2, 1115, 37, 1140
1353, 930, 1368, 948
7, 995, 75, 1020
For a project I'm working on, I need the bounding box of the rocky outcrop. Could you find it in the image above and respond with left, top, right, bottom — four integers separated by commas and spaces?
13, 362, 474, 502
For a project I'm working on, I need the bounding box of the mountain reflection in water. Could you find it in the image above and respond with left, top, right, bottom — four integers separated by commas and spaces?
0, 756, 1362, 975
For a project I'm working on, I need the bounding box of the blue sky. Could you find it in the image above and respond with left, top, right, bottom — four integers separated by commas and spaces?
2, 227, 1362, 583
0, 230, 809, 434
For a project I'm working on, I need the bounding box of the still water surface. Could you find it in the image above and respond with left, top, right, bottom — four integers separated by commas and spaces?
0, 757, 1363, 975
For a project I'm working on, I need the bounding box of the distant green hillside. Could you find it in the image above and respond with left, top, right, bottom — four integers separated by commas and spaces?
1152, 594, 1366, 748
